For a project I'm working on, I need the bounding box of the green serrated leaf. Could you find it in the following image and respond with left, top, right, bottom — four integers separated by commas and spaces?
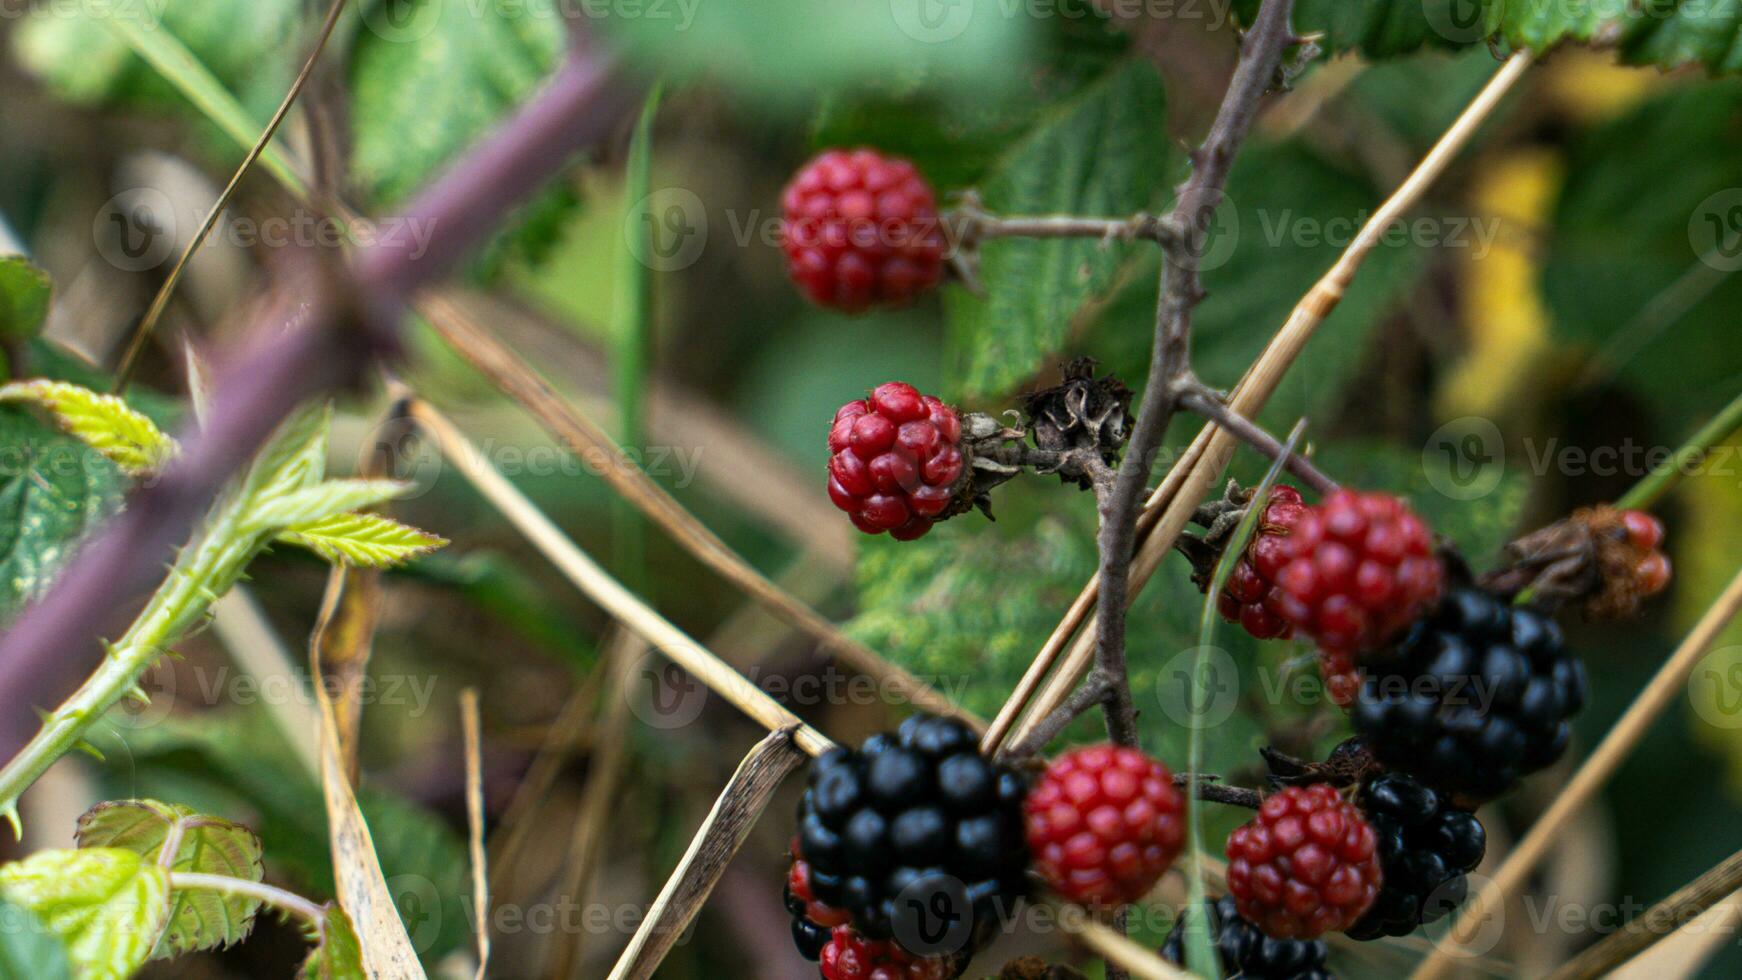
1619, 0, 1742, 74
0, 407, 126, 622
347, 0, 573, 274
74, 800, 264, 959
944, 57, 1171, 399
85, 708, 472, 967
0, 380, 177, 476
0, 896, 72, 980
0, 257, 52, 343
248, 480, 411, 532
0, 848, 171, 980
298, 903, 365, 980
276, 512, 447, 568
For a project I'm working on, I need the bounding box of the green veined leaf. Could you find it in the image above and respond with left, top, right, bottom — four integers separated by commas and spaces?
0, 848, 171, 980
277, 512, 448, 568
247, 480, 411, 532
944, 57, 1172, 399
0, 897, 72, 980
0, 407, 125, 621
0, 257, 52, 343
0, 380, 177, 476
74, 800, 264, 959
1619, 0, 1742, 74
298, 903, 365, 980
239, 404, 332, 500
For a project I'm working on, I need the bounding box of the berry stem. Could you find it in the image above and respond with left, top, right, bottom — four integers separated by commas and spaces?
948, 194, 1178, 246
1177, 385, 1339, 495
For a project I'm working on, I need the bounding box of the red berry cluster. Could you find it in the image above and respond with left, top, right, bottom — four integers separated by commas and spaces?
781, 149, 946, 312
1225, 784, 1383, 939
1220, 487, 1443, 705
1620, 509, 1671, 596
828, 383, 965, 540
1023, 745, 1185, 907
819, 926, 954, 980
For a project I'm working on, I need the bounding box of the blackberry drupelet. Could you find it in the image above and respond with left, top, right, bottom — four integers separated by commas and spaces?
1161, 896, 1334, 979
1346, 772, 1486, 940
794, 714, 1030, 959
1350, 587, 1586, 802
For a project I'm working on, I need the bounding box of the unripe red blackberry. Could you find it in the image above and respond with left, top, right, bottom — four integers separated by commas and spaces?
1219, 487, 1443, 703
1024, 744, 1185, 907
828, 383, 965, 540
781, 149, 946, 311
1225, 784, 1383, 939
819, 926, 957, 980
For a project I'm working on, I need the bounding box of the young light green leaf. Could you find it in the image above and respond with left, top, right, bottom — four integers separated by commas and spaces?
0, 380, 177, 476
248, 480, 410, 532
944, 58, 1170, 398
240, 403, 332, 499
0, 897, 72, 980
0, 407, 125, 620
74, 800, 264, 959
276, 513, 448, 568
0, 256, 52, 342
0, 848, 172, 980
298, 903, 365, 980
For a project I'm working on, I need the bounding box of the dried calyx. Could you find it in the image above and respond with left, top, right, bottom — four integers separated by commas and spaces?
1482, 504, 1671, 617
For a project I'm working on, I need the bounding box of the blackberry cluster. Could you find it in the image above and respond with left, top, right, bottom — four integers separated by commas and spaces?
795, 714, 1030, 959
1161, 896, 1334, 980
1351, 586, 1586, 802
828, 383, 966, 540
780, 148, 946, 311
1224, 784, 1383, 939
1346, 772, 1486, 940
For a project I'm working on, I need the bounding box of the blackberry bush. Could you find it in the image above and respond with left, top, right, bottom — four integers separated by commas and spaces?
1350, 586, 1586, 802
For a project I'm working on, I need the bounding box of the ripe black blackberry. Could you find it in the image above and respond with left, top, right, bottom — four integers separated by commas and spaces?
1350, 586, 1586, 802
1161, 896, 1334, 979
1346, 772, 1486, 940
795, 714, 1030, 958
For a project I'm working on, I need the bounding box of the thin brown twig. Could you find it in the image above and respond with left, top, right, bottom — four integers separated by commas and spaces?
996, 50, 1534, 755
1411, 563, 1742, 980
112, 0, 352, 391
1177, 385, 1339, 494
1086, 0, 1298, 754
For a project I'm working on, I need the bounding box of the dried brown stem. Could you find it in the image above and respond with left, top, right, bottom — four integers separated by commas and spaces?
1177, 385, 1338, 495
1544, 845, 1742, 980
